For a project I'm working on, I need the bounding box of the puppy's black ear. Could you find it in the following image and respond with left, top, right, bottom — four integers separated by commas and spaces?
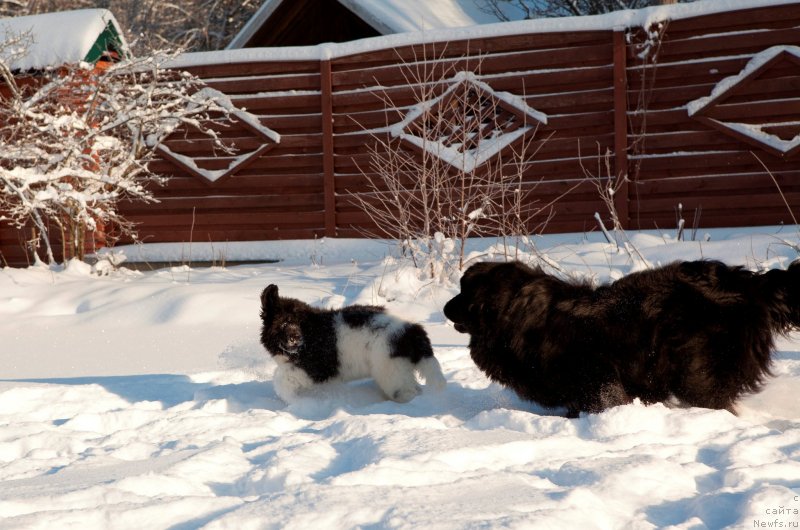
260, 284, 279, 322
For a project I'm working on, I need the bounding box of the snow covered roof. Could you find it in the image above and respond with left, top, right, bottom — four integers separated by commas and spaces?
336, 0, 522, 34
0, 9, 127, 71
227, 0, 525, 49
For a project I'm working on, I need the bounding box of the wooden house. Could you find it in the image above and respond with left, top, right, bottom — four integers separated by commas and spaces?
226, 0, 519, 48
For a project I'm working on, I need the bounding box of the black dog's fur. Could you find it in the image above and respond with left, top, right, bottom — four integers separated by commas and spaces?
444, 260, 800, 416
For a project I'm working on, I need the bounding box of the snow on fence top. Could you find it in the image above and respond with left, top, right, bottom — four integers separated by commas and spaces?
173, 0, 800, 67
0, 9, 127, 71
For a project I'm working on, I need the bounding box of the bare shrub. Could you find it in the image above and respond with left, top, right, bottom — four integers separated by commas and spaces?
348, 54, 568, 280
582, 145, 648, 267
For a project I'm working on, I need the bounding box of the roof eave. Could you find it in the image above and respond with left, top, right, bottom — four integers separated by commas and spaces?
226, 0, 286, 49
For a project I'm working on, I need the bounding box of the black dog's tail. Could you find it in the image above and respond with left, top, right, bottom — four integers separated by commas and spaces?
763, 260, 800, 331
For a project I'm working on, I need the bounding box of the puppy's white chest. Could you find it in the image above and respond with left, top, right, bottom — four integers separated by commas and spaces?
335, 317, 394, 381
336, 329, 376, 380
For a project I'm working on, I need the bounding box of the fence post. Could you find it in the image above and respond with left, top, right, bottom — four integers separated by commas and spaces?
613, 28, 630, 229
320, 58, 337, 237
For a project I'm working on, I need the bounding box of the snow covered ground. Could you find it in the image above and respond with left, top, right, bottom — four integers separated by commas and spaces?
1, 227, 800, 529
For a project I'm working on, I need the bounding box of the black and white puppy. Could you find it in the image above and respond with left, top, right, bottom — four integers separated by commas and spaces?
260, 284, 446, 402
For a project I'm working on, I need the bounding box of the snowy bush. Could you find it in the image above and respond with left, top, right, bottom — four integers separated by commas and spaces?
0, 36, 238, 264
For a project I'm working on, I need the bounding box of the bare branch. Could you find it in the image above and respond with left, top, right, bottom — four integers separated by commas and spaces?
348, 50, 568, 281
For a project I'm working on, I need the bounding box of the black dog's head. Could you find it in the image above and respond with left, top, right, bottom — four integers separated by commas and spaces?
444, 261, 546, 334
260, 284, 305, 359
444, 262, 495, 333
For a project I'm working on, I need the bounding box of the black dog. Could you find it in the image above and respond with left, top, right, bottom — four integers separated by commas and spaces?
444, 260, 800, 416
260, 284, 446, 402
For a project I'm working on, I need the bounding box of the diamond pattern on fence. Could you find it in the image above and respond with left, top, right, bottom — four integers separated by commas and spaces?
392, 72, 548, 173
157, 99, 280, 185
687, 46, 800, 159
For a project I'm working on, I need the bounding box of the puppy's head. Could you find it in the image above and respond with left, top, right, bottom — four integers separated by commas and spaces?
260, 284, 305, 360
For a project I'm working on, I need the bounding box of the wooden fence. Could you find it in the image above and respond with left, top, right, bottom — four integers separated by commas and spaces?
2, 0, 800, 266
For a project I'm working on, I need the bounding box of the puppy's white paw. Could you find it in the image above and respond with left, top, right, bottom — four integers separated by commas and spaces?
390, 385, 421, 403
273, 364, 314, 403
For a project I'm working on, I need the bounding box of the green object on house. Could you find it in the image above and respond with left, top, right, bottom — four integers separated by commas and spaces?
83, 20, 126, 63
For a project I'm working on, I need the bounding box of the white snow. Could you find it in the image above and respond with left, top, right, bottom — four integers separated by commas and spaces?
712, 120, 800, 155
2, 226, 800, 529
0, 9, 126, 71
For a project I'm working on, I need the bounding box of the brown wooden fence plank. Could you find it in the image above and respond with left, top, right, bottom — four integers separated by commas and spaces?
634, 150, 797, 173
122, 193, 325, 211
634, 192, 800, 211
656, 27, 800, 63
332, 31, 612, 70
163, 136, 323, 156
659, 4, 800, 39
339, 42, 616, 82
202, 73, 321, 94
231, 93, 322, 112
142, 173, 325, 194
127, 210, 324, 227
332, 58, 613, 92
626, 57, 750, 89
332, 80, 614, 115
132, 227, 327, 243
705, 99, 800, 121
183, 60, 321, 79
